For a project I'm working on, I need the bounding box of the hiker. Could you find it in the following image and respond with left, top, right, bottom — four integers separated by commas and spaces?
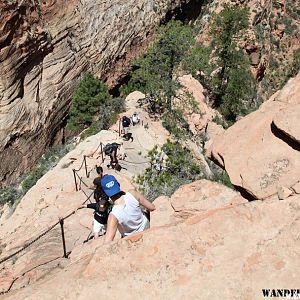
79, 166, 110, 239
79, 197, 110, 239
131, 112, 140, 126
101, 175, 155, 243
154, 149, 167, 173
121, 116, 133, 142
89, 166, 107, 190
103, 142, 119, 169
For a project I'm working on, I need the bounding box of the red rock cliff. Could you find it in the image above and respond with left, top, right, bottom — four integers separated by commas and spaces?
0, 0, 193, 187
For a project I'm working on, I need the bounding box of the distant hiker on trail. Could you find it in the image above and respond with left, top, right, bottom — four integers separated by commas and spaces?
103, 142, 122, 171
79, 166, 111, 239
131, 112, 140, 126
154, 148, 167, 173
101, 175, 155, 243
121, 115, 133, 142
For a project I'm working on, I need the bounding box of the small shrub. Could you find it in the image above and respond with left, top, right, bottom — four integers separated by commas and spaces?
0, 186, 22, 207
162, 109, 191, 140
135, 141, 204, 201
206, 159, 234, 189
20, 144, 74, 195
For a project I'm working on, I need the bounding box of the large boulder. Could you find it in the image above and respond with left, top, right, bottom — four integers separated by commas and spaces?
207, 72, 300, 200
170, 179, 245, 219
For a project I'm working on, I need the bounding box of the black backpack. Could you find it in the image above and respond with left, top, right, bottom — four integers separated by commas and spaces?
103, 143, 119, 156
122, 116, 131, 127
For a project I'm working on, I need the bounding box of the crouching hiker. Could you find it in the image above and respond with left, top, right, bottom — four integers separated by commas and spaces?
80, 198, 110, 239
100, 175, 156, 243
103, 142, 120, 169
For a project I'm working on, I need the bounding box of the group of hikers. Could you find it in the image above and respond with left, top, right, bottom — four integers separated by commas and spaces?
102, 112, 141, 171
120, 112, 140, 141
79, 111, 155, 243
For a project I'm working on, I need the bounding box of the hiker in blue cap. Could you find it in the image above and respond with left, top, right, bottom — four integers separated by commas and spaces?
101, 175, 155, 243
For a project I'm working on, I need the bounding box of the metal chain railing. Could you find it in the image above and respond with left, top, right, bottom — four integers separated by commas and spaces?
0, 129, 146, 267
72, 141, 105, 191
0, 170, 95, 267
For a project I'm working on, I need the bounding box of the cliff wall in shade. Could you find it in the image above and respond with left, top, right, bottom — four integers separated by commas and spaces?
0, 0, 194, 187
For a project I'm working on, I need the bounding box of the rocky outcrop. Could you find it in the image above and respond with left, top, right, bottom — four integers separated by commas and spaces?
0, 0, 196, 187
208, 72, 300, 200
177, 74, 217, 134
1, 181, 300, 299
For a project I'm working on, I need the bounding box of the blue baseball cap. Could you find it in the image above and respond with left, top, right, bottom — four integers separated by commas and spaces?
101, 175, 121, 197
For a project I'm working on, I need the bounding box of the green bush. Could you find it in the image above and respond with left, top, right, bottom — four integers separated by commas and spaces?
0, 186, 22, 207
206, 159, 234, 189
135, 141, 204, 201
182, 44, 214, 89
162, 109, 191, 140
287, 49, 300, 78
68, 73, 112, 131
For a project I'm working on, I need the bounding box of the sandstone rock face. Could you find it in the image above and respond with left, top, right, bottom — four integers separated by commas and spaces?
1, 93, 299, 298
170, 179, 245, 219
208, 72, 300, 200
0, 0, 193, 187
1, 180, 300, 299
273, 104, 300, 145
177, 74, 217, 134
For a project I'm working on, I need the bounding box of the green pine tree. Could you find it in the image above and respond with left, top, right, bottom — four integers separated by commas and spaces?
68, 73, 111, 131
211, 5, 256, 121
123, 21, 195, 112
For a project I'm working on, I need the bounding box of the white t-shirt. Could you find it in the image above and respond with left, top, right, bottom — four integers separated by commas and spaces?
132, 115, 140, 124
111, 192, 149, 237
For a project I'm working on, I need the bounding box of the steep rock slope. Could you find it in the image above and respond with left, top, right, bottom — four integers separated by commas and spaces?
0, 0, 194, 187
208, 72, 300, 200
1, 91, 299, 299
0, 92, 169, 293
2, 184, 299, 300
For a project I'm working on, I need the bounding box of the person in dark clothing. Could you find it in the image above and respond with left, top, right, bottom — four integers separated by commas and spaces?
121, 116, 133, 142
92, 166, 111, 201
79, 166, 110, 239
104, 143, 120, 169
86, 199, 109, 239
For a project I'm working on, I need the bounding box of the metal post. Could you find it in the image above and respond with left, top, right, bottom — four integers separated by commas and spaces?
72, 169, 78, 191
100, 143, 104, 163
59, 218, 67, 258
118, 118, 121, 136
84, 155, 88, 178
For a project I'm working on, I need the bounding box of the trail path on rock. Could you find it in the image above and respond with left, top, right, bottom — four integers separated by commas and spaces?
0, 93, 169, 293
